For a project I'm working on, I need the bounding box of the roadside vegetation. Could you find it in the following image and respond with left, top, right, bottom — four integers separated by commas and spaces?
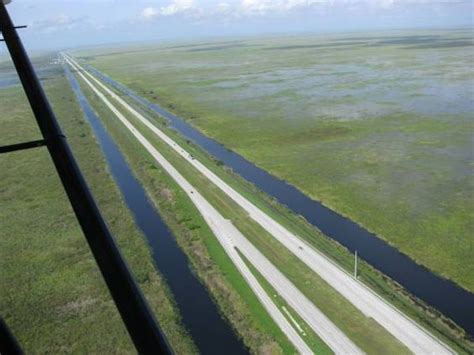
74, 29, 474, 292
0, 66, 195, 353
77, 69, 473, 353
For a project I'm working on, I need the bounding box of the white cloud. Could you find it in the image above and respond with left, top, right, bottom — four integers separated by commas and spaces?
142, 7, 160, 19
141, 0, 196, 19
161, 0, 196, 15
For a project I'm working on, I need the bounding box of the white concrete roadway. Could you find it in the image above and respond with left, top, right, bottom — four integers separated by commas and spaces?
66, 54, 454, 354
65, 55, 364, 354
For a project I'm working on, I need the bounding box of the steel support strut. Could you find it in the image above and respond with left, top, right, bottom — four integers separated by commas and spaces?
0, 3, 171, 354
0, 139, 46, 153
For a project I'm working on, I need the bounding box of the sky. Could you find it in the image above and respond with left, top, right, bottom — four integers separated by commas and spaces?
2, 0, 473, 50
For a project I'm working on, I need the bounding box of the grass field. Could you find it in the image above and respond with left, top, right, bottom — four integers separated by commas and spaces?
76, 65, 473, 353
75, 29, 474, 292
0, 64, 196, 353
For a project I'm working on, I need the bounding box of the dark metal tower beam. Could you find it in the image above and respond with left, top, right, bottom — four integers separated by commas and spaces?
0, 318, 23, 355
0, 3, 171, 354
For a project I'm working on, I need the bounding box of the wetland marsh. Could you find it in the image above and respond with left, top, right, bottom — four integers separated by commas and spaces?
77, 29, 474, 292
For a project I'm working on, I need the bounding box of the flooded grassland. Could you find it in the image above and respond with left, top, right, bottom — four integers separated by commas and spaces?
77, 29, 474, 292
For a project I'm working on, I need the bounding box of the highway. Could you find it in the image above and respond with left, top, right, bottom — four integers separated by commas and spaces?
66, 54, 454, 354
65, 55, 363, 354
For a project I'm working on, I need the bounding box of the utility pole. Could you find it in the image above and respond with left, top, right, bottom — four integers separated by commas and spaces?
354, 250, 358, 279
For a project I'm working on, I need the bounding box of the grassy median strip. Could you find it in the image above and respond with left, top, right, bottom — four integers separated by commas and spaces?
76, 73, 297, 354
0, 70, 195, 353
78, 72, 413, 354
237, 249, 334, 354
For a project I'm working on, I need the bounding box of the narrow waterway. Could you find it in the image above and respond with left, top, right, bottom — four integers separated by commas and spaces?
87, 65, 474, 336
64, 65, 247, 354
